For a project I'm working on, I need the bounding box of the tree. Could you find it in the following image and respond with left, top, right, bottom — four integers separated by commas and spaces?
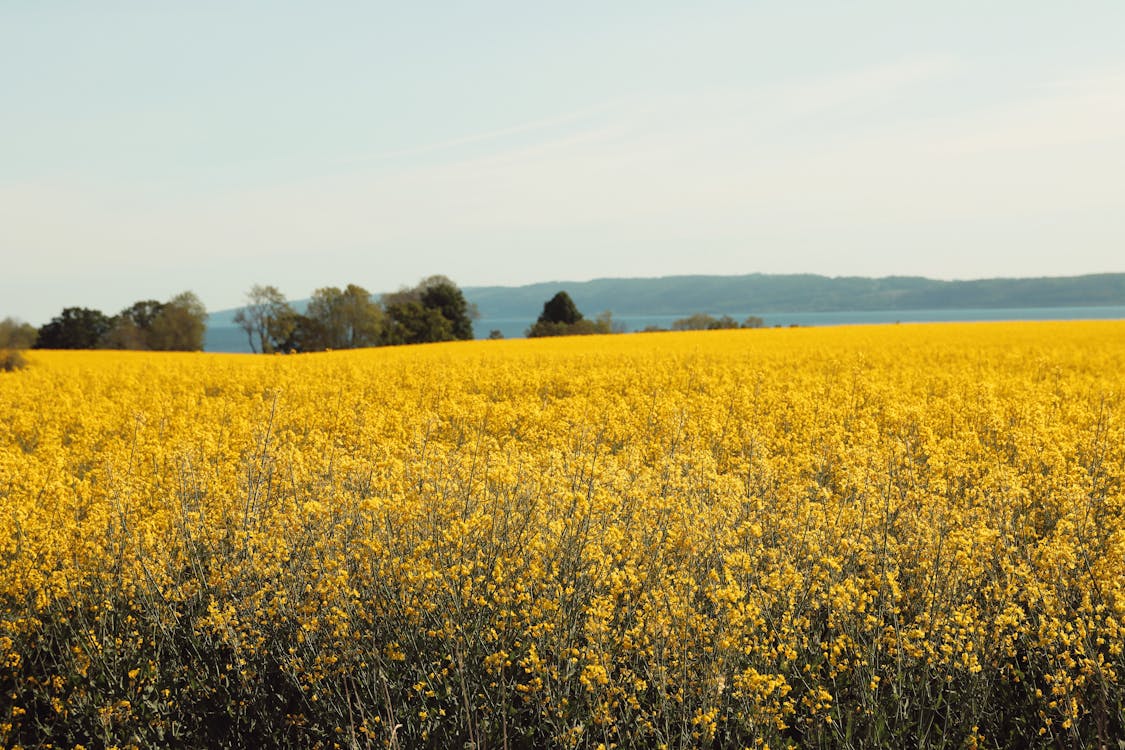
527, 293, 616, 338
34, 307, 112, 349
418, 276, 474, 340
742, 315, 765, 329
383, 275, 474, 345
383, 299, 453, 345
303, 284, 383, 351
538, 291, 583, 326
671, 313, 715, 331
233, 285, 297, 354
149, 291, 207, 351
102, 299, 166, 349
278, 314, 324, 354
594, 310, 625, 334
119, 299, 166, 331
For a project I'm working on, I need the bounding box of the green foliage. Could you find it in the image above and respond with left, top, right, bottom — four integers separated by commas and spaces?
527, 294, 623, 338
0, 317, 38, 350
671, 313, 742, 331
419, 278, 474, 340
669, 313, 764, 331
301, 284, 383, 351
384, 299, 454, 345
119, 299, 166, 331
96, 295, 208, 351
537, 291, 583, 325
527, 312, 616, 337
102, 300, 166, 350
149, 292, 208, 351
34, 307, 112, 349
384, 275, 473, 345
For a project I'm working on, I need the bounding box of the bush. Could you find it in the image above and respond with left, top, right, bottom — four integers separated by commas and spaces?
527, 318, 612, 338
0, 349, 27, 371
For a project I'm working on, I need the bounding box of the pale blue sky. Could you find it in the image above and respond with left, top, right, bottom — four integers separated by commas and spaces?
3, 1, 1124, 324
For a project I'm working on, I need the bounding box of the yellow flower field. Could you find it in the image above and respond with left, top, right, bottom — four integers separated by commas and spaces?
1, 322, 1123, 748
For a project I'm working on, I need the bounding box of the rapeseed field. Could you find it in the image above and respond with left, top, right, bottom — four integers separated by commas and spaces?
1, 322, 1123, 748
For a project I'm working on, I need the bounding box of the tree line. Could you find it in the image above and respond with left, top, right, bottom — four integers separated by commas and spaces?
1, 291, 208, 361
234, 276, 476, 353
0, 280, 769, 370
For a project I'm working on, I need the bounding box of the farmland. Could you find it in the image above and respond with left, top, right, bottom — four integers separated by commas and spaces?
1, 322, 1123, 748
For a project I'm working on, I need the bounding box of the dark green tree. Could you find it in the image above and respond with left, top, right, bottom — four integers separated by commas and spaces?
277, 314, 324, 354
418, 276, 474, 340
383, 276, 474, 345
383, 299, 453, 345
34, 307, 112, 349
527, 292, 618, 338
538, 291, 583, 326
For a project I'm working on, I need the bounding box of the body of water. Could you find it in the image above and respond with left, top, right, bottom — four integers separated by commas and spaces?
204, 306, 1125, 352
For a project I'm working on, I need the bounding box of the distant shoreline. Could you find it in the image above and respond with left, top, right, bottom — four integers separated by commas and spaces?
204, 304, 1125, 352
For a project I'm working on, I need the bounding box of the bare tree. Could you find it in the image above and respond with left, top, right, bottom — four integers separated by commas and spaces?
233, 285, 296, 354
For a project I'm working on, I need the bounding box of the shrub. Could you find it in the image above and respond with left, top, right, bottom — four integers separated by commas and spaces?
0, 348, 27, 371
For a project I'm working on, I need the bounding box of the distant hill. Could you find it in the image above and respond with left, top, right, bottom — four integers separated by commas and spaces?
460, 272, 1125, 319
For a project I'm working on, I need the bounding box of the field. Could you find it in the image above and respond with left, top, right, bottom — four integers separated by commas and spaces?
1, 322, 1123, 749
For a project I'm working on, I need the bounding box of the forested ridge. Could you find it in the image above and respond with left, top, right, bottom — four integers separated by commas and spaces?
458, 272, 1125, 319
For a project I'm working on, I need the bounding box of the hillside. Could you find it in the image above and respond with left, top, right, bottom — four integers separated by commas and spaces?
461, 272, 1125, 319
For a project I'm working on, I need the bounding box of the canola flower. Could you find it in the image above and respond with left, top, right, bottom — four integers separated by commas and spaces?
0, 322, 1123, 748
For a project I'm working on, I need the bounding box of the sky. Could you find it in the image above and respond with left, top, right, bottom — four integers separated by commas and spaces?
2, 1, 1124, 325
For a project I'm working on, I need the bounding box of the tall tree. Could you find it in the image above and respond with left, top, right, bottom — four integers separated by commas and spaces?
34, 307, 112, 349
149, 291, 207, 351
304, 284, 383, 350
527, 292, 615, 338
233, 285, 296, 354
538, 291, 583, 326
418, 277, 474, 340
